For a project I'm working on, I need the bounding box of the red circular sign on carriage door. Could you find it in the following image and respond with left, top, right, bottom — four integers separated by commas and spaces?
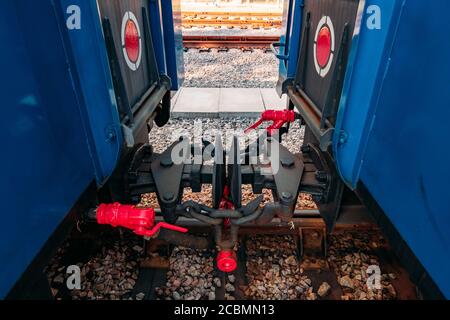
121, 11, 142, 71
314, 16, 335, 78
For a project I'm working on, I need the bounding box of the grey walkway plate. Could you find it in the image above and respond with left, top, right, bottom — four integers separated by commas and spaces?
171, 87, 288, 119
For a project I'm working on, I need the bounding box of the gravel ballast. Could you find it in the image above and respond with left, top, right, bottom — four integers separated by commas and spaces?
328, 230, 399, 300
245, 235, 316, 300
183, 49, 279, 88
46, 231, 144, 300
155, 247, 218, 300
149, 117, 305, 155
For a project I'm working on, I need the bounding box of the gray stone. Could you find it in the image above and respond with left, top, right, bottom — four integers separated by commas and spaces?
339, 275, 354, 289
225, 283, 235, 293
317, 282, 331, 297
136, 293, 145, 300
53, 274, 64, 284
173, 292, 181, 300
213, 278, 222, 288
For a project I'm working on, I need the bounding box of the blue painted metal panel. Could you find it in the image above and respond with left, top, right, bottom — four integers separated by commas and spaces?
277, 0, 292, 80
0, 0, 96, 297
329, 0, 450, 297
285, 0, 450, 297
357, 0, 450, 297
58, 0, 123, 185
333, 0, 399, 187
277, 0, 303, 95
285, 0, 304, 80
0, 0, 173, 297
161, 0, 184, 90
148, 0, 167, 75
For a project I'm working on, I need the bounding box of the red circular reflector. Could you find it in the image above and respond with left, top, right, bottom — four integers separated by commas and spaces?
217, 250, 237, 273
125, 19, 140, 63
316, 26, 331, 68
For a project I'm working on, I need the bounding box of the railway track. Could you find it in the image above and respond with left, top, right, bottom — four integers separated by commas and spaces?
46, 208, 418, 301
183, 35, 280, 50
182, 12, 282, 29
136, 219, 417, 301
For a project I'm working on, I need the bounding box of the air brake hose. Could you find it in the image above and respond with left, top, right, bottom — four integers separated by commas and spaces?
157, 229, 211, 250
232, 208, 263, 225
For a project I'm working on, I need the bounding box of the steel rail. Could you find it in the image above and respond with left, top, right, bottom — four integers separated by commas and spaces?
183, 35, 280, 49
182, 12, 282, 28
182, 11, 282, 18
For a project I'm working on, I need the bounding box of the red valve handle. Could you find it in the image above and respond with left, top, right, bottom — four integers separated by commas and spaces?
245, 110, 297, 136
137, 222, 188, 238
96, 203, 188, 238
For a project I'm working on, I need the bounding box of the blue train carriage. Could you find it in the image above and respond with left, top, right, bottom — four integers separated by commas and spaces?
0, 0, 183, 299
278, 0, 450, 298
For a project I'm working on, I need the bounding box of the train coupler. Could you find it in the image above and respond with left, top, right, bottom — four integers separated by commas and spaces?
121, 120, 336, 259
95, 203, 188, 238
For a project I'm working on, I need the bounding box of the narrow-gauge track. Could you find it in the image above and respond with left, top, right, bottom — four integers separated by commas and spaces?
140, 216, 418, 301
182, 12, 282, 29
182, 12, 283, 18
46, 209, 418, 301
183, 35, 280, 50
136, 218, 416, 300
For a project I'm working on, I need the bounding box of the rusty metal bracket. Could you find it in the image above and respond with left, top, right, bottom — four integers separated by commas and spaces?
299, 224, 327, 258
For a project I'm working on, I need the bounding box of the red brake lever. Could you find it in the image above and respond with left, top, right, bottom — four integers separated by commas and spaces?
96, 203, 188, 238
244, 110, 298, 136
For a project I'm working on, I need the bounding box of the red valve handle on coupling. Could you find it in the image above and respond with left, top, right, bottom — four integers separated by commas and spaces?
244, 110, 298, 136
96, 203, 188, 238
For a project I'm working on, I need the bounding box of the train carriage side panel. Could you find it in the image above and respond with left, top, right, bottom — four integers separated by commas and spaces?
276, 0, 303, 92
356, 0, 450, 298
332, 0, 401, 187
58, 0, 124, 185
283, 0, 450, 297
161, 0, 185, 90
1, 0, 173, 297
329, 0, 450, 298
0, 1, 96, 298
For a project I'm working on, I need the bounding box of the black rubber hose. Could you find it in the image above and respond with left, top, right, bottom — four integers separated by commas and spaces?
214, 225, 223, 247
85, 208, 97, 220
179, 201, 214, 214
232, 208, 263, 225
190, 211, 222, 225
213, 225, 237, 250
157, 229, 210, 250
240, 195, 264, 217
255, 204, 278, 225
210, 210, 243, 219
